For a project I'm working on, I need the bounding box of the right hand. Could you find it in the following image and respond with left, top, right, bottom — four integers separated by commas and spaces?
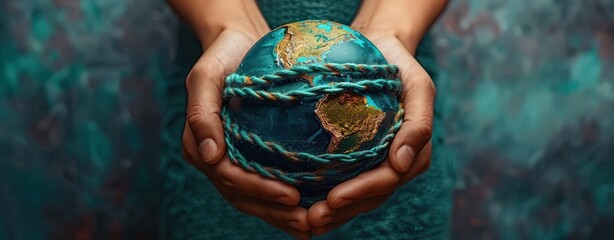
181, 29, 311, 239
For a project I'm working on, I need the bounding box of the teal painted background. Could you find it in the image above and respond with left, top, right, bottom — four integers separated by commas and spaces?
1, 0, 613, 239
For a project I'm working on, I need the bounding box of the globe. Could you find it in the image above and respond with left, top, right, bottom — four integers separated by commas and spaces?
223, 20, 402, 207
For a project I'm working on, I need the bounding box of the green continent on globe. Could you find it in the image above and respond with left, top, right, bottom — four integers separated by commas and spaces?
274, 20, 386, 154
315, 92, 385, 154
276, 21, 355, 68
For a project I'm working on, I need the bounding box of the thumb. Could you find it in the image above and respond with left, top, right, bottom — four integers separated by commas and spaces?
185, 56, 227, 165
376, 37, 436, 173
387, 120, 432, 172
387, 60, 435, 172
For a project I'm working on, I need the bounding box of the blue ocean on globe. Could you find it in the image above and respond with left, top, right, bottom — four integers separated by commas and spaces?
223, 20, 402, 206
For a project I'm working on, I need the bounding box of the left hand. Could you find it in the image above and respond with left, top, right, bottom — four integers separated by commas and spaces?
307, 35, 436, 236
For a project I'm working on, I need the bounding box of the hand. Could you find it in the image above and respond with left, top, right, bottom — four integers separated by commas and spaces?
307, 35, 436, 236
181, 29, 311, 239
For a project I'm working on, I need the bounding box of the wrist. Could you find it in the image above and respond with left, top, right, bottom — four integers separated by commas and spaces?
353, 22, 419, 55
351, 0, 448, 55
169, 0, 269, 48
197, 19, 266, 48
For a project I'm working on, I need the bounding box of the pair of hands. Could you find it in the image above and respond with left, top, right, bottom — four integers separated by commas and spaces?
181, 29, 435, 239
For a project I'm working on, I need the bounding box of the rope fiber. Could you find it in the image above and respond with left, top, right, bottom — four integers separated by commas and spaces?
222, 63, 403, 185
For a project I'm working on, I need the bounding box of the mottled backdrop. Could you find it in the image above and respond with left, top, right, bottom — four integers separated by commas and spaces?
1, 0, 613, 239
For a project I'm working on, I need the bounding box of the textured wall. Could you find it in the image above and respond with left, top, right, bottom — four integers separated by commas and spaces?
1, 0, 613, 239
436, 1, 614, 239
0, 0, 175, 239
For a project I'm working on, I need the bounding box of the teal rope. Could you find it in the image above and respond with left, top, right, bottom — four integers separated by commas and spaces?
222, 63, 402, 185
222, 107, 403, 184
225, 63, 399, 87
225, 79, 401, 102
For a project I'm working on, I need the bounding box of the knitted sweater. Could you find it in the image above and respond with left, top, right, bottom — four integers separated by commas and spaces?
160, 1, 455, 239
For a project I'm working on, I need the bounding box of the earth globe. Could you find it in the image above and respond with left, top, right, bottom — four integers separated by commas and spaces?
222, 20, 403, 207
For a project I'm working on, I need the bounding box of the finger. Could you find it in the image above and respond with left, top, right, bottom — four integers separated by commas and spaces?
260, 214, 311, 238
230, 197, 310, 232
185, 55, 226, 165
185, 128, 310, 237
307, 201, 330, 227
389, 53, 435, 172
309, 195, 389, 227
184, 118, 301, 205
401, 141, 432, 183
181, 124, 205, 168
213, 158, 301, 205
183, 122, 301, 206
326, 166, 400, 208
311, 217, 352, 236
185, 32, 253, 165
286, 228, 312, 240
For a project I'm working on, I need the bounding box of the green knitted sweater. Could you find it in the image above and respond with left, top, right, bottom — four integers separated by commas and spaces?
160, 1, 455, 239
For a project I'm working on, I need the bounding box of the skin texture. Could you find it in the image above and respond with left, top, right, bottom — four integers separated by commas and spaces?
167, 0, 447, 239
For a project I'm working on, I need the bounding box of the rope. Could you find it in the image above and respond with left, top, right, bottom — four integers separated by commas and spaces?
222, 63, 403, 185
225, 63, 399, 87
225, 79, 401, 102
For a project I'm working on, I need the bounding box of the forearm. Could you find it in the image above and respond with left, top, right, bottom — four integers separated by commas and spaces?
352, 0, 448, 54
167, 0, 269, 47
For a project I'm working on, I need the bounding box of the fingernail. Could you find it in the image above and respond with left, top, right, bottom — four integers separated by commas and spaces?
395, 145, 415, 172
199, 138, 218, 164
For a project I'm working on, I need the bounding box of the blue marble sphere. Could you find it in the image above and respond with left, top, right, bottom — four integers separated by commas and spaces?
224, 20, 401, 207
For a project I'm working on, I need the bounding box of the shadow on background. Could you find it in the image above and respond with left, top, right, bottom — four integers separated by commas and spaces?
1, 0, 613, 239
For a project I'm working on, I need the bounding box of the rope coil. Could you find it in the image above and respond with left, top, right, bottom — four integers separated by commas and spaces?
222, 63, 403, 185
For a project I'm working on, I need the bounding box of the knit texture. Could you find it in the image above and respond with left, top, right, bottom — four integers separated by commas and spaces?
160, 0, 455, 239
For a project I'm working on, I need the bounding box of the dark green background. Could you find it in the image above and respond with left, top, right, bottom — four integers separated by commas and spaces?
1, 0, 613, 239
